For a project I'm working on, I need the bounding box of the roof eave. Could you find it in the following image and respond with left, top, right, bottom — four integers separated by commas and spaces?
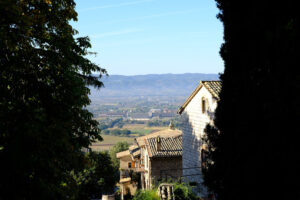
178, 82, 204, 115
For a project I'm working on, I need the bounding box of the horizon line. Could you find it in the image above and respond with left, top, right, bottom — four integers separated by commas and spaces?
92, 72, 220, 77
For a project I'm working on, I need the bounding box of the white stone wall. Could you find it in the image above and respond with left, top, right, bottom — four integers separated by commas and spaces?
120, 155, 133, 170
140, 146, 151, 189
181, 86, 217, 197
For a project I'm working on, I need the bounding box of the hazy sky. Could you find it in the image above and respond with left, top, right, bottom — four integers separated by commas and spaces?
73, 0, 224, 75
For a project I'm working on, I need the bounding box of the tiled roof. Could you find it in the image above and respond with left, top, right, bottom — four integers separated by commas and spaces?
131, 149, 141, 158
136, 129, 182, 147
178, 80, 221, 114
145, 135, 182, 158
129, 145, 138, 151
116, 150, 131, 158
202, 81, 222, 100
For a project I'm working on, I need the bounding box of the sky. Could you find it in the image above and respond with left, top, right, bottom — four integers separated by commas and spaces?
72, 0, 224, 75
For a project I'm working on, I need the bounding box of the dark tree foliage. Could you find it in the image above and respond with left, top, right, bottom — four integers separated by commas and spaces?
74, 152, 116, 200
0, 0, 106, 199
203, 1, 300, 200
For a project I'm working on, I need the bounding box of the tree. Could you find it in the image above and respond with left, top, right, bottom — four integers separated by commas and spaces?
203, 1, 300, 200
173, 182, 197, 200
0, 0, 106, 199
74, 152, 116, 200
109, 141, 130, 169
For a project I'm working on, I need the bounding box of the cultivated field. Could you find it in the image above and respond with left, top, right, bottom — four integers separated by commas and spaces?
90, 124, 167, 151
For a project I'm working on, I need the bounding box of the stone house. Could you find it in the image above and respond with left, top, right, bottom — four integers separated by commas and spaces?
116, 147, 141, 199
178, 80, 221, 198
140, 131, 182, 189
116, 127, 182, 199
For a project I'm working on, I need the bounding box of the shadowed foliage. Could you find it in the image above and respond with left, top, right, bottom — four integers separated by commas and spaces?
74, 152, 116, 200
203, 1, 300, 200
0, 0, 106, 199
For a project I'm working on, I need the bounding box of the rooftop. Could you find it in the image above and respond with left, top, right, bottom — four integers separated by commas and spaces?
202, 81, 222, 99
136, 128, 182, 147
116, 150, 131, 158
178, 80, 222, 114
146, 135, 182, 158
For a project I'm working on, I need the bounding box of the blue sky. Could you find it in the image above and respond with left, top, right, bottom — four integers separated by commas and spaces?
72, 0, 224, 75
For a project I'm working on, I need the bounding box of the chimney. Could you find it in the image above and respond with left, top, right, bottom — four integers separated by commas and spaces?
156, 136, 161, 151
169, 121, 175, 130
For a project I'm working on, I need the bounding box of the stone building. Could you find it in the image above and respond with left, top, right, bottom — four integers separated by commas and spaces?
116, 127, 182, 199
178, 80, 221, 198
142, 133, 182, 188
116, 147, 141, 199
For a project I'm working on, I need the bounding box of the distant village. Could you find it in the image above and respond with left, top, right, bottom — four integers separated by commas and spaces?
98, 108, 177, 121
88, 97, 181, 121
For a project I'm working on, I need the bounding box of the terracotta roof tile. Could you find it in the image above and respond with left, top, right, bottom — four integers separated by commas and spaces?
202, 81, 222, 100
136, 129, 181, 147
178, 80, 221, 114
116, 150, 130, 158
146, 135, 182, 158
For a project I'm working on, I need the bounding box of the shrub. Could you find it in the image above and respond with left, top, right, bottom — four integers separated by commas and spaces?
132, 190, 159, 200
173, 182, 198, 200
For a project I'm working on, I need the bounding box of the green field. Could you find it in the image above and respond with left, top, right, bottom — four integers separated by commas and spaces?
91, 135, 135, 151
91, 124, 167, 151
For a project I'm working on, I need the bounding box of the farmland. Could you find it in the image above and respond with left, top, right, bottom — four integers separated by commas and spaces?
90, 124, 167, 151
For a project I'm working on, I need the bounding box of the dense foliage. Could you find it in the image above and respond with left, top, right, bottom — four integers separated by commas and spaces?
203, 1, 300, 200
132, 189, 159, 200
74, 152, 116, 200
99, 118, 124, 130
103, 129, 132, 136
132, 182, 196, 200
0, 0, 106, 199
173, 182, 197, 200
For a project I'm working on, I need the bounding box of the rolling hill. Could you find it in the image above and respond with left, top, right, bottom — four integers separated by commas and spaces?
89, 73, 219, 99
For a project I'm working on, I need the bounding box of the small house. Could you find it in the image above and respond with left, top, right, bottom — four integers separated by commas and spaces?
116, 126, 182, 199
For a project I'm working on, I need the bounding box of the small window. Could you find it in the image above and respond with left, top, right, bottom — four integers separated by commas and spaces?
128, 162, 132, 168
202, 97, 207, 113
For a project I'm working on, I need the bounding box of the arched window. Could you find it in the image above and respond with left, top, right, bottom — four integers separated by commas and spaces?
202, 97, 207, 113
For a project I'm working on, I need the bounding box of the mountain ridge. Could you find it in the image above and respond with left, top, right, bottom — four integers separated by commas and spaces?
90, 73, 220, 98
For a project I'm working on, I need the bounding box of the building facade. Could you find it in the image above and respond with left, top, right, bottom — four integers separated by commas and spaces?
178, 81, 221, 198
116, 127, 182, 199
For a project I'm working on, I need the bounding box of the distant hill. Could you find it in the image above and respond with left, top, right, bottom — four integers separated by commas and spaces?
90, 73, 219, 99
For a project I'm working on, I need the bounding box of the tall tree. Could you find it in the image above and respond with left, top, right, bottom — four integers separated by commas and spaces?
0, 0, 106, 199
203, 1, 300, 200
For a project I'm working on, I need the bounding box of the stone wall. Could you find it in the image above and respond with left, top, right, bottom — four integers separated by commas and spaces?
181, 86, 217, 197
150, 157, 182, 186
120, 155, 132, 170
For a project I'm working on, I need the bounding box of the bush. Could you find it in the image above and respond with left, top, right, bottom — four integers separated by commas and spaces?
109, 129, 131, 136
74, 152, 116, 199
173, 182, 197, 200
133, 190, 159, 200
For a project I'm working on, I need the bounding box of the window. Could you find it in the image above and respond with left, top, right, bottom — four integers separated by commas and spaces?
128, 162, 132, 168
202, 97, 207, 113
